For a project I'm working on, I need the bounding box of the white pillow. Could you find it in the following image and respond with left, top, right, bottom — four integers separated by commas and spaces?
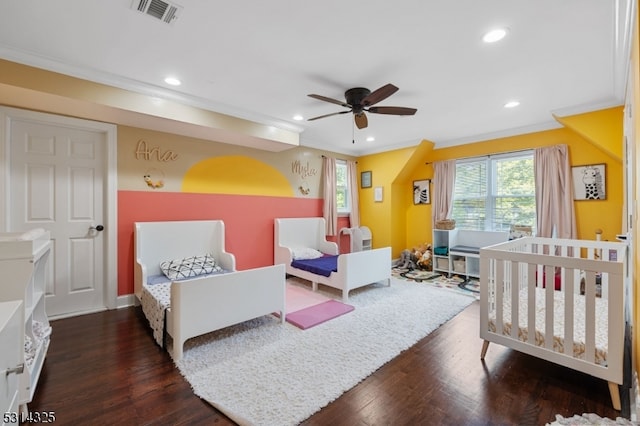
291, 247, 323, 260
160, 254, 223, 280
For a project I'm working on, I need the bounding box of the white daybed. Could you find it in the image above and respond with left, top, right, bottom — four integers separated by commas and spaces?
274, 217, 391, 301
134, 220, 286, 360
479, 236, 628, 410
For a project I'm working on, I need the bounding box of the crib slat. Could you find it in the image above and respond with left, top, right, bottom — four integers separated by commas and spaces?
563, 267, 575, 357
510, 259, 519, 340
584, 270, 596, 364
544, 265, 554, 350
527, 263, 536, 345
496, 259, 504, 336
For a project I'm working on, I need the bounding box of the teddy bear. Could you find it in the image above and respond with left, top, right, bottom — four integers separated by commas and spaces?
415, 243, 433, 270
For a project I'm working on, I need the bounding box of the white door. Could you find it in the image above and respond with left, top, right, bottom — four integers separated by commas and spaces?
1, 107, 117, 318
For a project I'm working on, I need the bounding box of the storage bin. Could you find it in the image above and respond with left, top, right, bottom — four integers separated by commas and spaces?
453, 260, 466, 273
434, 246, 448, 256
435, 219, 456, 230
436, 258, 449, 270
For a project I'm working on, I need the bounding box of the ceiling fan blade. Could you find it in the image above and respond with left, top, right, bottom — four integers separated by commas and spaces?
368, 106, 417, 116
307, 110, 350, 121
308, 94, 350, 108
361, 83, 399, 106
354, 113, 368, 129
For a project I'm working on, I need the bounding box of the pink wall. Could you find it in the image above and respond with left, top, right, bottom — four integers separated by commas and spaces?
118, 190, 350, 296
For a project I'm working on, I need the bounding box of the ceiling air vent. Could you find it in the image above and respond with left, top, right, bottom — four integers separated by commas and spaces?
131, 0, 182, 25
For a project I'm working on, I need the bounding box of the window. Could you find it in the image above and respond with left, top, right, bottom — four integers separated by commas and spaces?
336, 160, 350, 214
452, 152, 536, 232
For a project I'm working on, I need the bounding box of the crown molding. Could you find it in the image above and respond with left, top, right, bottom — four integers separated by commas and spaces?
613, 0, 636, 99
0, 46, 304, 136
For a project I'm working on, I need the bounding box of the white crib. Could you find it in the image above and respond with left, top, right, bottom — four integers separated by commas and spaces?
479, 237, 628, 410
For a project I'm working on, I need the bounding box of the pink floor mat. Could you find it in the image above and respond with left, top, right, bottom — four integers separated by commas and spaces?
286, 300, 355, 330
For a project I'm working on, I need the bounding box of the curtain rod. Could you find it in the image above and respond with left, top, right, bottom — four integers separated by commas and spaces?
425, 148, 534, 165
321, 155, 357, 163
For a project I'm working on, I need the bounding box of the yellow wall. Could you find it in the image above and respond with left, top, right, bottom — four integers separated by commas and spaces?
555, 107, 624, 162
360, 109, 624, 258
357, 147, 417, 254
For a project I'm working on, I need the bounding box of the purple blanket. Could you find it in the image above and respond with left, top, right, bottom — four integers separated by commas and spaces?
291, 255, 338, 277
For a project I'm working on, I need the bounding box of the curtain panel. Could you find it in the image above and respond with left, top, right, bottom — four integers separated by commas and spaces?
432, 160, 456, 223
534, 144, 576, 239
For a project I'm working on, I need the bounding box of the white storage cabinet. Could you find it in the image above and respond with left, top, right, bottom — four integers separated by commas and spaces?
432, 229, 508, 279
0, 230, 52, 414
0, 300, 23, 425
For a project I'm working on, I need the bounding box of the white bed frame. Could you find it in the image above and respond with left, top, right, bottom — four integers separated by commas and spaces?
134, 220, 286, 360
274, 217, 391, 301
479, 236, 628, 410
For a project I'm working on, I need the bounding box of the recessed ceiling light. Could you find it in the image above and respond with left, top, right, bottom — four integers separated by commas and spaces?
164, 76, 181, 86
293, 114, 304, 121
366, 136, 375, 142
504, 100, 520, 108
483, 28, 508, 43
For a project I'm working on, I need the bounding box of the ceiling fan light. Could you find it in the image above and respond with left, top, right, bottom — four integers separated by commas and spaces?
483, 28, 508, 43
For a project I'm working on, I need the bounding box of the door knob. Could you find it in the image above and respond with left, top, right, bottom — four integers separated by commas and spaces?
90, 225, 104, 232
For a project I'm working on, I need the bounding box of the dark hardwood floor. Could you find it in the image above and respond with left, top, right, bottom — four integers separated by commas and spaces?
29, 302, 623, 425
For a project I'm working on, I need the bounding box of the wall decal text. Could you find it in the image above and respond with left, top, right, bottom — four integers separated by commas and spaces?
135, 139, 179, 162
291, 160, 317, 179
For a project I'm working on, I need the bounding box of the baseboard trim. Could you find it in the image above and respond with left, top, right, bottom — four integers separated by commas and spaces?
117, 294, 136, 309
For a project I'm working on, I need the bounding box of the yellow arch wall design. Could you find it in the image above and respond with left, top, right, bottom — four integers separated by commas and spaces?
182, 155, 294, 196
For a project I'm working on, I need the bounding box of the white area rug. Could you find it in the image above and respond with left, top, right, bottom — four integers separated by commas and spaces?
547, 413, 637, 425
174, 277, 474, 426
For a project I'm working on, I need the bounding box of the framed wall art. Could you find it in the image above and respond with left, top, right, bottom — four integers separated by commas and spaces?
374, 186, 383, 202
361, 171, 372, 188
413, 179, 430, 204
571, 164, 606, 200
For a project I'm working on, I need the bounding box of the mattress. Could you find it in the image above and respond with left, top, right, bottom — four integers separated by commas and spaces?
141, 278, 171, 347
291, 254, 338, 277
140, 272, 229, 347
488, 287, 609, 366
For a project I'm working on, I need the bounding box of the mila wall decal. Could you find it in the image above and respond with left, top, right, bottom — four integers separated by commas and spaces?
291, 159, 318, 196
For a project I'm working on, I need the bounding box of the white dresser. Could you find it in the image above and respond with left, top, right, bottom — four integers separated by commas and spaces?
0, 300, 23, 425
0, 230, 52, 414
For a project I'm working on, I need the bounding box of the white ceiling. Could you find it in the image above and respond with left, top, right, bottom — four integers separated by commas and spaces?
0, 0, 633, 156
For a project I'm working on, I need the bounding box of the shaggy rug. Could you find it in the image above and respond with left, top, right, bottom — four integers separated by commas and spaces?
547, 413, 637, 425
174, 277, 473, 426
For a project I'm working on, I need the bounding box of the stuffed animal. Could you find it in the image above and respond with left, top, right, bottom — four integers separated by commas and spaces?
394, 249, 417, 269
416, 244, 433, 270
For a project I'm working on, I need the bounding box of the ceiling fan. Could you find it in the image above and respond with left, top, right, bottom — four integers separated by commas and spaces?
307, 83, 417, 129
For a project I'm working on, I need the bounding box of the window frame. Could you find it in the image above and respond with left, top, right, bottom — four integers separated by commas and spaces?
336, 159, 350, 215
452, 151, 536, 232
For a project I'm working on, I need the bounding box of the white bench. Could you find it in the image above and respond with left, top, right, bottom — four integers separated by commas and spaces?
447, 230, 509, 278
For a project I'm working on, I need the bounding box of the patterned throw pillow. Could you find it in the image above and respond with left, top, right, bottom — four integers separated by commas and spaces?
291, 247, 323, 260
160, 254, 223, 280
